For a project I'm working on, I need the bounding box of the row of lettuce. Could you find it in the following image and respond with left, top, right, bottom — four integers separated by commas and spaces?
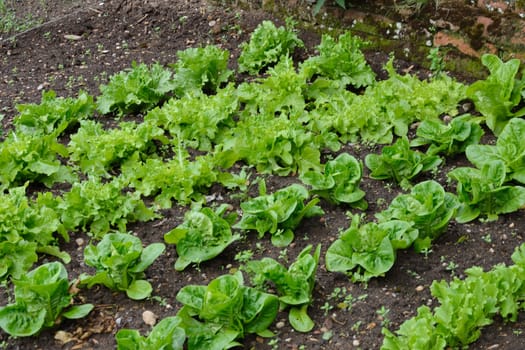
1, 19, 525, 348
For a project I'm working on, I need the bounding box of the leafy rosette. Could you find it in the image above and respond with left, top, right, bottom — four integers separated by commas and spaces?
447, 160, 525, 223
466, 54, 525, 136
300, 152, 367, 209
175, 271, 279, 349
238, 19, 304, 75
164, 204, 240, 271
234, 184, 324, 247
376, 180, 458, 251
466, 117, 525, 184
410, 114, 483, 156
365, 137, 442, 190
326, 214, 418, 282
0, 262, 93, 337
246, 244, 321, 332
79, 232, 165, 300
116, 316, 186, 350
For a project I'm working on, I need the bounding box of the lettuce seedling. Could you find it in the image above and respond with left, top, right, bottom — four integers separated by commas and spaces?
365, 137, 442, 189
97, 62, 176, 116
375, 180, 458, 251
175, 271, 279, 347
326, 215, 418, 282
116, 316, 186, 350
164, 204, 240, 271
238, 19, 304, 75
79, 232, 165, 300
466, 117, 525, 184
170, 45, 233, 96
410, 114, 483, 156
300, 152, 367, 209
246, 244, 321, 332
0, 262, 93, 337
466, 53, 525, 135
447, 160, 525, 223
234, 184, 324, 247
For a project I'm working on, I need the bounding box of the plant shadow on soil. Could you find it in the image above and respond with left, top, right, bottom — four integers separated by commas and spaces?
1, 0, 524, 349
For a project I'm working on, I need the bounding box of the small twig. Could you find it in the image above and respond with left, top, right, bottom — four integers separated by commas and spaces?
135, 14, 149, 25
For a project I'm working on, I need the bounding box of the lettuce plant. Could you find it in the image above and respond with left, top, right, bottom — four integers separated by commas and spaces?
121, 153, 218, 208
175, 271, 279, 348
171, 45, 233, 96
300, 32, 375, 88
237, 56, 307, 118
234, 184, 324, 247
447, 160, 525, 223
0, 187, 69, 282
59, 177, 158, 238
97, 62, 176, 116
325, 214, 418, 282
466, 117, 525, 184
365, 137, 442, 189
375, 180, 458, 251
79, 232, 165, 300
144, 85, 238, 152
466, 53, 525, 135
116, 316, 186, 350
237, 19, 304, 75
410, 114, 483, 156
68, 119, 164, 178
246, 244, 321, 332
0, 132, 76, 190
164, 204, 240, 271
0, 262, 93, 337
382, 243, 525, 349
14, 90, 94, 137
300, 152, 367, 209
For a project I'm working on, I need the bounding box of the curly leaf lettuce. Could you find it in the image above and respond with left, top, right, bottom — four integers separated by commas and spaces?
300, 31, 375, 88
238, 19, 304, 75
171, 45, 233, 96
97, 62, 176, 116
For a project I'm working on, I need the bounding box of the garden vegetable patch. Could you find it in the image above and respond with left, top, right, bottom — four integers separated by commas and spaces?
1, 0, 524, 349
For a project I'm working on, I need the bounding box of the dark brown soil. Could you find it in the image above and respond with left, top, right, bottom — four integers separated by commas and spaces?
1, 0, 524, 349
